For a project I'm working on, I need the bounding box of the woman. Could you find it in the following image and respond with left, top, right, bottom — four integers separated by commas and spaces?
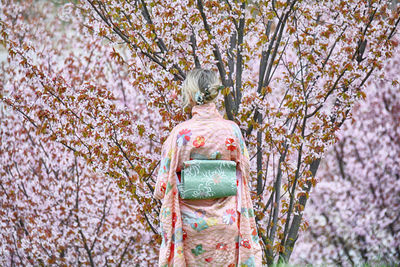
154, 68, 262, 266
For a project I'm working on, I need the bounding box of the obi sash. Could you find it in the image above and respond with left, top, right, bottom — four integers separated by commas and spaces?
178, 160, 237, 200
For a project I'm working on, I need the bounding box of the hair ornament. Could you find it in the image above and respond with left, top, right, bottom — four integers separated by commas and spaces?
194, 83, 224, 105
195, 91, 205, 105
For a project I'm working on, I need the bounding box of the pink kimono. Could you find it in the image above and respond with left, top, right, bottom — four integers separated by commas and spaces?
154, 102, 262, 266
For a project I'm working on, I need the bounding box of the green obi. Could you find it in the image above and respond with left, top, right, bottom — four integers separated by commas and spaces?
178, 160, 237, 200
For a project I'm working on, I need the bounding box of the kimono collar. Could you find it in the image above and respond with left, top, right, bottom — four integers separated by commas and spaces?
191, 102, 223, 120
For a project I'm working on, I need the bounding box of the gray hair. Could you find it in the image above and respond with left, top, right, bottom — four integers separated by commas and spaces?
181, 68, 222, 108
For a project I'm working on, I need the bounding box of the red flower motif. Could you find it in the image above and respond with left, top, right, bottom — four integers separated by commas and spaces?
177, 129, 192, 146
226, 209, 236, 215
225, 138, 237, 151
223, 209, 236, 224
183, 229, 187, 241
179, 129, 191, 137
193, 136, 205, 148
205, 257, 213, 263
160, 182, 166, 193
216, 242, 228, 250
240, 238, 251, 249
252, 229, 257, 236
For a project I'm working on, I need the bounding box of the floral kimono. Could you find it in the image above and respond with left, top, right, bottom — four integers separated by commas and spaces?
154, 102, 262, 267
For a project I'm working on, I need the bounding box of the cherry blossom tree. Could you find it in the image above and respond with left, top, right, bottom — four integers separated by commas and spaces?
291, 39, 400, 266
0, 109, 157, 266
1, 0, 399, 265
0, 1, 158, 265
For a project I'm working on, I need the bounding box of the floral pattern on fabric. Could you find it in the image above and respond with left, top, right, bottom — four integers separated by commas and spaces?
160, 222, 167, 248
232, 124, 245, 152
176, 246, 184, 258
240, 255, 256, 267
179, 160, 237, 199
225, 137, 237, 151
182, 229, 188, 241
191, 244, 205, 256
193, 135, 206, 148
240, 238, 251, 249
165, 182, 173, 195
223, 209, 237, 225
216, 242, 228, 250
205, 257, 213, 263
181, 209, 218, 232
172, 227, 183, 243
232, 124, 250, 160
161, 207, 171, 219
159, 156, 171, 174
177, 129, 192, 146
241, 207, 255, 218
251, 228, 260, 243
194, 184, 213, 199
160, 181, 167, 194
154, 102, 262, 266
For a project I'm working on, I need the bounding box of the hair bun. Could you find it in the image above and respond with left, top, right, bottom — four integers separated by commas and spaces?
181, 68, 222, 108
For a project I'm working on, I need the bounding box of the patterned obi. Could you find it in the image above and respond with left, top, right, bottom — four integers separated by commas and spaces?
178, 160, 237, 200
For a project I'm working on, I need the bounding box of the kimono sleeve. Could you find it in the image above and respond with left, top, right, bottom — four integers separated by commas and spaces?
231, 123, 251, 212
153, 132, 176, 200
232, 123, 263, 266
232, 123, 251, 183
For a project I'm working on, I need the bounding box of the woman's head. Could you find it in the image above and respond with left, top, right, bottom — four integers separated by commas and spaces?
181, 68, 222, 108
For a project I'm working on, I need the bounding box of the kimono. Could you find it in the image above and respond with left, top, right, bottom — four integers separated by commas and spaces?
154, 102, 263, 267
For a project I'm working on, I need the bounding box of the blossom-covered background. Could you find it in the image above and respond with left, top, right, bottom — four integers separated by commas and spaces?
0, 0, 399, 266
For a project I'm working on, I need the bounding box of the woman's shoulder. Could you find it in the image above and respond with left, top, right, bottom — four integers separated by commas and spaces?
169, 117, 243, 137
217, 118, 243, 133
171, 119, 193, 132
225, 119, 241, 129
178, 117, 241, 128
164, 120, 193, 141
